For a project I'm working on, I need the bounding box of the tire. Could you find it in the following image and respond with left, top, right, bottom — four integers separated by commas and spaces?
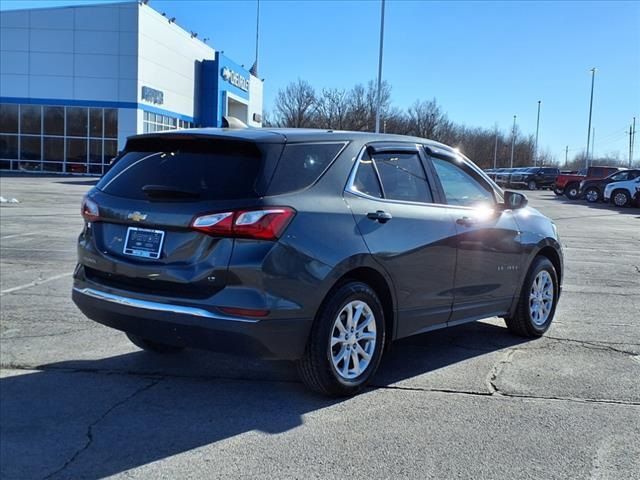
298, 281, 385, 397
553, 186, 564, 196
564, 183, 580, 200
584, 187, 600, 203
611, 189, 631, 207
527, 180, 537, 191
504, 256, 559, 337
126, 333, 185, 354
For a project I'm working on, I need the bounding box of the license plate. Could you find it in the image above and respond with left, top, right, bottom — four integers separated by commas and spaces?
123, 227, 165, 259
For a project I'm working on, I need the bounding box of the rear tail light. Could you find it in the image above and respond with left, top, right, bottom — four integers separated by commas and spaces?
191, 207, 295, 240
81, 196, 100, 222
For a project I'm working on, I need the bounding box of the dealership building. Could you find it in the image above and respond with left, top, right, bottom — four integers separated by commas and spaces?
0, 1, 263, 174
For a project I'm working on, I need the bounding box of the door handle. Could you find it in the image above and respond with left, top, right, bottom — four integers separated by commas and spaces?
367, 210, 393, 223
456, 216, 475, 227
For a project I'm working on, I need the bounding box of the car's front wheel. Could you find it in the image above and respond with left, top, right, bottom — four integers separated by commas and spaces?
527, 180, 537, 190
298, 281, 385, 396
612, 189, 631, 207
504, 256, 558, 337
126, 333, 185, 354
564, 183, 580, 200
553, 186, 564, 196
584, 187, 600, 203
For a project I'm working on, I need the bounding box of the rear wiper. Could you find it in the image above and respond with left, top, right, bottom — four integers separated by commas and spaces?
142, 185, 200, 200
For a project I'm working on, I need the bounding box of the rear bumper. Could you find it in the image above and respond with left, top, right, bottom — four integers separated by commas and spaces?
72, 285, 312, 360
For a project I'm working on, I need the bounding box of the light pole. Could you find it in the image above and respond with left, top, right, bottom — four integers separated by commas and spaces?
534, 100, 541, 166
493, 128, 498, 169
585, 67, 596, 168
565, 145, 569, 168
374, 0, 386, 133
510, 115, 517, 168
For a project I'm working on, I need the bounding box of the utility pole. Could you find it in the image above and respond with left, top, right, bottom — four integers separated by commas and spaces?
534, 100, 541, 167
374, 0, 386, 133
510, 115, 516, 168
632, 117, 636, 167
591, 127, 595, 161
249, 0, 260, 76
493, 129, 498, 169
629, 124, 633, 167
585, 67, 596, 168
565, 145, 569, 168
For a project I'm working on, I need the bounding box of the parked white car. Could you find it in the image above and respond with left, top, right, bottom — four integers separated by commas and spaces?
603, 176, 640, 207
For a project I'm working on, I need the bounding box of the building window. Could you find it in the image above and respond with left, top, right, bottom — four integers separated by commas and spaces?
143, 111, 193, 133
0, 103, 118, 174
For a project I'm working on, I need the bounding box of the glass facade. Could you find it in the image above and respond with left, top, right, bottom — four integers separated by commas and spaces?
143, 111, 194, 133
0, 104, 118, 174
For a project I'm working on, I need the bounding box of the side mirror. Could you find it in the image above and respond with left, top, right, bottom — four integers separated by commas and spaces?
503, 190, 528, 210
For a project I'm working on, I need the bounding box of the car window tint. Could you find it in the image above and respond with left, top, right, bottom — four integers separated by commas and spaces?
611, 172, 629, 181
431, 157, 495, 207
372, 152, 433, 203
352, 157, 382, 198
268, 142, 345, 195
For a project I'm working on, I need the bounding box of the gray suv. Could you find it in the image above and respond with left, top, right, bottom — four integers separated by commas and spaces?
72, 128, 563, 396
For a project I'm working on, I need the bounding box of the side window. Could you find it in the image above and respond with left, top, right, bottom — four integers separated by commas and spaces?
372, 151, 433, 203
352, 157, 382, 198
611, 172, 629, 181
431, 157, 495, 207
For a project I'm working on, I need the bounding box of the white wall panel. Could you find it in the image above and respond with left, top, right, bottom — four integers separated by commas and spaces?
29, 75, 73, 98
0, 51, 28, 75
74, 77, 118, 101
74, 54, 119, 79
29, 29, 73, 53
74, 6, 119, 31
1, 28, 29, 52
29, 7, 74, 30
74, 30, 119, 55
247, 76, 264, 127
29, 52, 73, 76
0, 10, 29, 29
0, 74, 29, 97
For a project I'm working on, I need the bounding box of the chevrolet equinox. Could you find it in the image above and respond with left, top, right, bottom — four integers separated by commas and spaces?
72, 128, 563, 396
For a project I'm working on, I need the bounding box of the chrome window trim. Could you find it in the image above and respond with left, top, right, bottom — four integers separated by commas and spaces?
73, 287, 259, 323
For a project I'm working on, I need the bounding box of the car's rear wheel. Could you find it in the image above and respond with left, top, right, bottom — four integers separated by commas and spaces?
504, 256, 558, 337
527, 180, 537, 190
612, 189, 631, 207
126, 333, 185, 354
553, 186, 564, 196
298, 281, 385, 396
564, 183, 580, 200
584, 187, 600, 203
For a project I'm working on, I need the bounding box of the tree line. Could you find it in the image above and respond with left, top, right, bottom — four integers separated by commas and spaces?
266, 79, 636, 170
265, 79, 547, 169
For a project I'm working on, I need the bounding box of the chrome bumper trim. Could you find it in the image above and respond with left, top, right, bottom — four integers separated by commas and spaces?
73, 287, 259, 323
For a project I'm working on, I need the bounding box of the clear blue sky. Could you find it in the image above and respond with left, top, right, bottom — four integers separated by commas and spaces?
2, 0, 639, 163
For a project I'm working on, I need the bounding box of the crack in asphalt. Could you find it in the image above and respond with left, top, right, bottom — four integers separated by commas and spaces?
486, 349, 516, 395
1, 328, 92, 341
545, 336, 639, 355
41, 376, 163, 480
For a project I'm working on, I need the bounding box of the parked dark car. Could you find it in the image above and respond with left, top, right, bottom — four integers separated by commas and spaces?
72, 128, 563, 396
579, 169, 640, 203
509, 167, 560, 190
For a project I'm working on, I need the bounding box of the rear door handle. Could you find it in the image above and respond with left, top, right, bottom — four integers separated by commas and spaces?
456, 216, 475, 227
367, 210, 392, 223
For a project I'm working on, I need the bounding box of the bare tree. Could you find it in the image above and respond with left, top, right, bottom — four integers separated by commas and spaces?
406, 98, 445, 139
273, 79, 317, 127
315, 88, 350, 130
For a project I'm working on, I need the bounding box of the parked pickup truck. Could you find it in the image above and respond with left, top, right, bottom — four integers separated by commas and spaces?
553, 166, 623, 199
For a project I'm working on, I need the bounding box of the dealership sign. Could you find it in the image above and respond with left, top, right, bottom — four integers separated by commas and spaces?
221, 67, 249, 92
141, 86, 164, 105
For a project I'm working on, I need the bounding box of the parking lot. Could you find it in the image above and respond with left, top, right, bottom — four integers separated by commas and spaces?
1, 175, 639, 479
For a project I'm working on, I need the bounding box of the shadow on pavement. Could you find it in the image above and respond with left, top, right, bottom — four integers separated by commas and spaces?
0, 321, 529, 479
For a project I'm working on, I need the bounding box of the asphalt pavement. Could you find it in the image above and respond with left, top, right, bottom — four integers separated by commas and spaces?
1, 176, 639, 480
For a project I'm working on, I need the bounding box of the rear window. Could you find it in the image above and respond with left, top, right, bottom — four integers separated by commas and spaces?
97, 138, 270, 201
267, 142, 346, 195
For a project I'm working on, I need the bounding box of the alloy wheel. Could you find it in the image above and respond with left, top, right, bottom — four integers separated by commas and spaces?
613, 192, 628, 207
330, 300, 377, 380
529, 271, 554, 326
585, 188, 599, 202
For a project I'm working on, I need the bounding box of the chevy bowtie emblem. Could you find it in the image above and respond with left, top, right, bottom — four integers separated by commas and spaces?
127, 211, 147, 222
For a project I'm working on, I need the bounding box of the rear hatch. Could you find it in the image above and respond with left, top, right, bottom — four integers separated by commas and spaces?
80, 134, 283, 299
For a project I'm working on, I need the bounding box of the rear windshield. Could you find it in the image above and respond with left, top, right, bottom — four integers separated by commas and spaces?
97, 138, 270, 201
